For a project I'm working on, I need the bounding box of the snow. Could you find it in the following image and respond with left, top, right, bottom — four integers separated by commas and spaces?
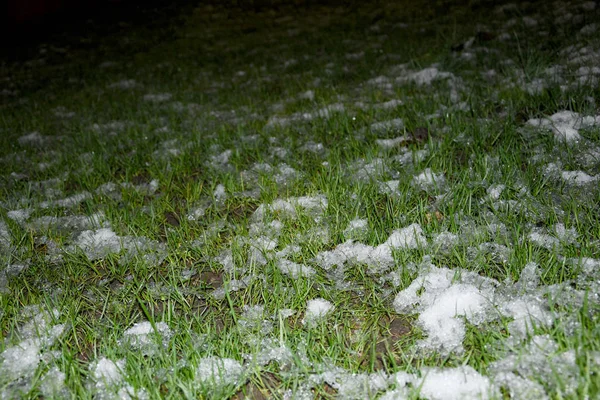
369, 118, 404, 133
500, 295, 554, 337
528, 223, 578, 250
303, 298, 334, 326
298, 90, 315, 100
18, 131, 48, 146
252, 195, 327, 221
0, 339, 41, 381
72, 227, 167, 265
40, 366, 67, 397
560, 169, 597, 184
92, 358, 125, 387
213, 184, 227, 204
317, 368, 389, 399
27, 212, 106, 233
417, 366, 496, 400
486, 184, 505, 200
397, 67, 454, 85
4, 3, 600, 398
107, 79, 138, 89
393, 266, 492, 355
0, 220, 11, 251
121, 321, 172, 355
7, 209, 32, 223
196, 357, 245, 389
0, 307, 67, 397
376, 135, 408, 149
39, 191, 92, 209
525, 110, 600, 143
266, 103, 344, 127
313, 223, 426, 275
143, 93, 172, 103
385, 223, 427, 249
277, 259, 316, 278
246, 338, 294, 369
89, 357, 146, 400
75, 228, 123, 259
412, 168, 445, 190
489, 335, 579, 398
343, 218, 369, 239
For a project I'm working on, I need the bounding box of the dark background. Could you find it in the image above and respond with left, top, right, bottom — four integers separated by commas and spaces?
2, 0, 323, 61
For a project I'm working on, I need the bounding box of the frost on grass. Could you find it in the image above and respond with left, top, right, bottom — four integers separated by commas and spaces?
196, 357, 245, 391
303, 298, 334, 326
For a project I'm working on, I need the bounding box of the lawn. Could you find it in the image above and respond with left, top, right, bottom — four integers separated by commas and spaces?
1, 0, 600, 398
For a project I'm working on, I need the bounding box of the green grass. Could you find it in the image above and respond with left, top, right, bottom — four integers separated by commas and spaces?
1, 0, 600, 398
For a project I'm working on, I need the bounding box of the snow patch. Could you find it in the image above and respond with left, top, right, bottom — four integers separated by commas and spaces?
196, 357, 245, 389
303, 298, 334, 326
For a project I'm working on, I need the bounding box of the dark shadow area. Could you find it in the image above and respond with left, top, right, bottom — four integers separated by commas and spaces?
1, 0, 196, 63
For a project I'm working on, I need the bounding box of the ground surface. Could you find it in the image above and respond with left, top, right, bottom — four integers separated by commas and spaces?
1, 0, 600, 398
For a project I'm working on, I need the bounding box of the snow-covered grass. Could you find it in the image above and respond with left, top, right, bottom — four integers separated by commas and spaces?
1, 0, 600, 398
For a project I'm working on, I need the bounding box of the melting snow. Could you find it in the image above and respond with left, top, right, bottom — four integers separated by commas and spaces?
303, 298, 334, 326
376, 135, 408, 149
0, 220, 11, 251
415, 366, 496, 400
39, 192, 91, 209
343, 218, 369, 239
277, 259, 316, 278
196, 357, 245, 389
369, 118, 404, 134
121, 321, 172, 355
71, 227, 167, 265
397, 67, 455, 85
393, 265, 494, 355
412, 168, 446, 191
526, 110, 600, 143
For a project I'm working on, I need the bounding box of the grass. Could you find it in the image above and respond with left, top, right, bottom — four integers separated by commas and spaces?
1, 0, 600, 398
